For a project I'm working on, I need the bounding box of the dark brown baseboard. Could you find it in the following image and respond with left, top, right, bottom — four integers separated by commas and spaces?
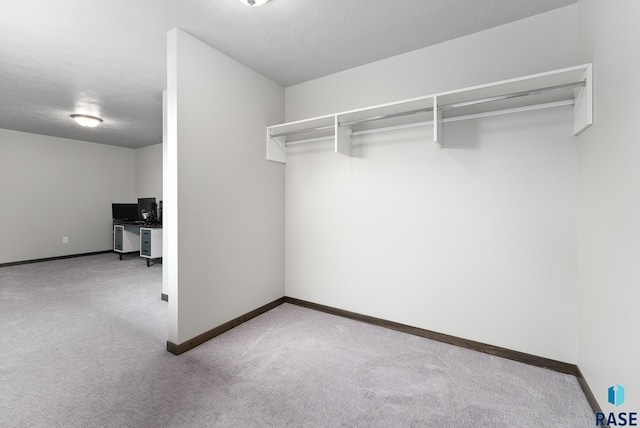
161, 293, 168, 302
0, 250, 113, 268
167, 297, 286, 355
575, 366, 603, 416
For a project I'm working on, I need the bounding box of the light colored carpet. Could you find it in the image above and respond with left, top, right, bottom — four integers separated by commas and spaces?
0, 254, 594, 427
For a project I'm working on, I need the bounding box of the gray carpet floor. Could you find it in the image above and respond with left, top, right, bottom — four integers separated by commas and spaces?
0, 253, 594, 427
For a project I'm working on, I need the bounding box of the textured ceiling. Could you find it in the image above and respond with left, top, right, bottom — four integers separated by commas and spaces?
0, 0, 575, 148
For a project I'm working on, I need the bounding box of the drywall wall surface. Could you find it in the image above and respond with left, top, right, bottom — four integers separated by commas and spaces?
167, 29, 285, 345
135, 143, 163, 202
283, 7, 580, 363
285, 5, 578, 122
0, 128, 136, 264
162, 91, 169, 299
165, 44, 178, 340
577, 0, 640, 411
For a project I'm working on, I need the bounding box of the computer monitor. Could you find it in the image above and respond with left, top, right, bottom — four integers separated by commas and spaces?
137, 197, 157, 222
112, 203, 139, 221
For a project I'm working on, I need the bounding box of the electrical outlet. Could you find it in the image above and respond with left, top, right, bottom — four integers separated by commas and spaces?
62, 237, 69, 244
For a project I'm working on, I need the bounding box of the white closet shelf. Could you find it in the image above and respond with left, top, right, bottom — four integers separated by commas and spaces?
266, 64, 592, 163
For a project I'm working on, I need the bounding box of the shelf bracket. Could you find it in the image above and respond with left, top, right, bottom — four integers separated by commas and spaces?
573, 64, 592, 135
433, 96, 443, 148
267, 130, 287, 164
335, 116, 352, 157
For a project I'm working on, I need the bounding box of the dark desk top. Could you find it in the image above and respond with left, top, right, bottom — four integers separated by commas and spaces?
113, 220, 162, 229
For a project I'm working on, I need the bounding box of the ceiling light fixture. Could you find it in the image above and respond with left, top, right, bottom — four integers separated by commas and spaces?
70, 114, 103, 127
237, 0, 269, 6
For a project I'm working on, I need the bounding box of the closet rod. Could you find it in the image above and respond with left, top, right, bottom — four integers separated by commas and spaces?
270, 124, 334, 139
339, 107, 434, 127
269, 80, 585, 139
439, 80, 586, 111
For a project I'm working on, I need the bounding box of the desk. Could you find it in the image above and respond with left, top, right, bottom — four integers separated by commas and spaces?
113, 222, 162, 266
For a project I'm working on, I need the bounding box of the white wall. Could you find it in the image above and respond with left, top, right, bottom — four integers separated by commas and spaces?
0, 128, 136, 264
284, 6, 580, 363
166, 29, 285, 345
135, 143, 163, 202
577, 0, 640, 410
162, 91, 169, 298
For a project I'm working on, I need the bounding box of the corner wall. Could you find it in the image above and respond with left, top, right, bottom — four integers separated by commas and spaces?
0, 128, 136, 264
284, 6, 580, 363
577, 0, 640, 410
166, 29, 285, 345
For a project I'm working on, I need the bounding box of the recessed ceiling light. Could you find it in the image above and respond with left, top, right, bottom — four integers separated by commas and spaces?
237, 0, 269, 6
70, 114, 103, 127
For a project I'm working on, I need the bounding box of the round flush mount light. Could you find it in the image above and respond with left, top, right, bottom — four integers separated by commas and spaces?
237, 0, 269, 6
70, 114, 103, 127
